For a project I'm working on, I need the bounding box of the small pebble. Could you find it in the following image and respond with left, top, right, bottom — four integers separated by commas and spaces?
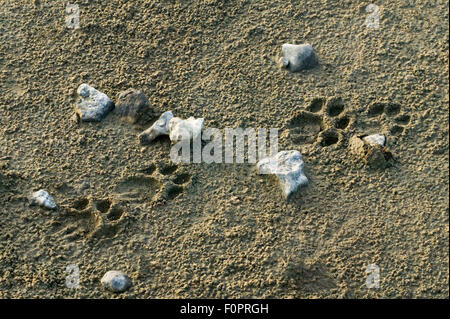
101, 271, 131, 293
29, 190, 57, 210
75, 84, 114, 122
362, 134, 386, 147
280, 43, 318, 72
114, 88, 153, 124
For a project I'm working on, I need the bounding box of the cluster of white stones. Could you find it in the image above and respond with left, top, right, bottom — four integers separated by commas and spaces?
138, 111, 204, 145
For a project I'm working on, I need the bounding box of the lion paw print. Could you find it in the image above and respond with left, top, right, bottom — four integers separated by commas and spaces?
114, 162, 192, 202
51, 196, 126, 242
288, 97, 351, 148
364, 102, 411, 136
51, 164, 192, 242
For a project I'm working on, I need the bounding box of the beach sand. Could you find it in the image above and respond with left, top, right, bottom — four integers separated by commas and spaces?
0, 0, 448, 298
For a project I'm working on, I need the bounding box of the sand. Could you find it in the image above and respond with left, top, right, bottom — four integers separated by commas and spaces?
0, 0, 448, 298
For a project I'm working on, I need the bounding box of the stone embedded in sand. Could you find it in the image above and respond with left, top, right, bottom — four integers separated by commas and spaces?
257, 150, 308, 198
280, 43, 318, 72
362, 134, 386, 147
101, 270, 131, 293
75, 84, 114, 122
169, 116, 204, 143
101, 270, 131, 292
29, 189, 57, 210
114, 88, 152, 124
349, 135, 392, 168
138, 111, 174, 145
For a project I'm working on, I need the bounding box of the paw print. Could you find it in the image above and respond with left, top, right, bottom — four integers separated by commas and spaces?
51, 196, 126, 241
115, 162, 192, 202
288, 97, 351, 148
114, 175, 161, 202
51, 164, 193, 242
364, 102, 411, 136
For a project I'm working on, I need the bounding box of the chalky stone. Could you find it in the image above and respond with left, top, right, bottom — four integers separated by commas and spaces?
257, 150, 308, 198
169, 117, 204, 143
101, 271, 131, 293
29, 189, 57, 210
280, 43, 318, 72
139, 111, 174, 145
75, 84, 114, 122
362, 134, 386, 147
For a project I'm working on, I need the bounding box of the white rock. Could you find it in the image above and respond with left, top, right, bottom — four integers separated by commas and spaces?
138, 111, 174, 145
362, 134, 386, 147
75, 84, 114, 122
280, 43, 318, 72
257, 150, 308, 198
169, 116, 204, 143
29, 190, 57, 210
101, 271, 131, 293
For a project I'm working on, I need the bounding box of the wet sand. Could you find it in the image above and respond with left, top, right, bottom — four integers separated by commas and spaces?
0, 0, 448, 298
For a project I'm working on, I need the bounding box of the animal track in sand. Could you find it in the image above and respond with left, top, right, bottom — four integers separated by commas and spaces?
363, 102, 411, 136
306, 97, 326, 113
172, 172, 191, 185
283, 258, 337, 295
289, 97, 351, 148
288, 111, 324, 144
114, 176, 161, 201
115, 162, 192, 203
51, 196, 126, 242
159, 163, 179, 176
289, 98, 410, 149
50, 163, 191, 242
